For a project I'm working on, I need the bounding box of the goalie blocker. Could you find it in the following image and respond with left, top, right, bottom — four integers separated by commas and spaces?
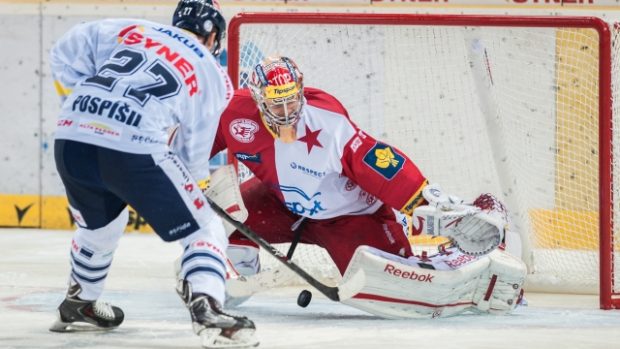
338, 245, 526, 319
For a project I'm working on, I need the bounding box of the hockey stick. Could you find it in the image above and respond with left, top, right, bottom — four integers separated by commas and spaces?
206, 197, 342, 301
286, 216, 306, 259
226, 267, 298, 298
227, 217, 307, 298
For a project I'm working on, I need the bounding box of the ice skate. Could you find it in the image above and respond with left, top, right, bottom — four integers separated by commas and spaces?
178, 280, 259, 348
49, 281, 124, 332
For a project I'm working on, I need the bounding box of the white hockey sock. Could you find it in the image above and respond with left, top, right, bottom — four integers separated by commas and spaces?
69, 208, 128, 301
179, 216, 228, 306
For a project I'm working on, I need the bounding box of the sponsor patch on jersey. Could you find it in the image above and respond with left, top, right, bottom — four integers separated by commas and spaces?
130, 134, 161, 144
230, 118, 259, 143
290, 162, 326, 179
77, 119, 122, 141
279, 185, 326, 216
362, 143, 405, 180
57, 119, 73, 127
234, 152, 261, 163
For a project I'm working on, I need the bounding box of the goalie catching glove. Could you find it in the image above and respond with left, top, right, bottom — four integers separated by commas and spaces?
412, 183, 507, 256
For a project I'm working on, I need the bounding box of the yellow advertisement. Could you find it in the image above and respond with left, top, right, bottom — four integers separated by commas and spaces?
0, 194, 153, 233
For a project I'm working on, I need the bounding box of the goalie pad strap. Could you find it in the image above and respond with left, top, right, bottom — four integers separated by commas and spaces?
484, 274, 498, 301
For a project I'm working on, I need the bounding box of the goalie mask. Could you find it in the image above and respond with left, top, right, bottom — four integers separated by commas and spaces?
249, 56, 304, 143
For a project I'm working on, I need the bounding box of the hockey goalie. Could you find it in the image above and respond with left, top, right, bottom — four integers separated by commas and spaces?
200, 55, 526, 319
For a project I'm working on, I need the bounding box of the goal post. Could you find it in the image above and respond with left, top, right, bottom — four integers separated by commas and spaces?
226, 12, 618, 309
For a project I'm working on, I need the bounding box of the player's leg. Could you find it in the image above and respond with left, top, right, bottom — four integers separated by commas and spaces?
51, 140, 127, 332
308, 204, 413, 274
225, 176, 298, 305
103, 150, 257, 348
230, 176, 299, 243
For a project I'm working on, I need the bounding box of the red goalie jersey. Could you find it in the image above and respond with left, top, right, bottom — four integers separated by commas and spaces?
211, 87, 428, 219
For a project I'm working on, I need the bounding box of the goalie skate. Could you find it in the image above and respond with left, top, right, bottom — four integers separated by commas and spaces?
49, 282, 124, 332
178, 280, 259, 348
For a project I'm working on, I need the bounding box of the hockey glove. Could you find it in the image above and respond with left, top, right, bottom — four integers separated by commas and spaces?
413, 184, 506, 256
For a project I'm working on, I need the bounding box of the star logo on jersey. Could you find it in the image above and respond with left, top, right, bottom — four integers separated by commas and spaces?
298, 125, 323, 154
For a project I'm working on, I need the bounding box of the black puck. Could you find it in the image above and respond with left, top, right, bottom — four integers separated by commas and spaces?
297, 289, 312, 308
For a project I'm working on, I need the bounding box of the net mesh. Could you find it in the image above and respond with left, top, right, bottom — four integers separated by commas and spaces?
229, 17, 618, 296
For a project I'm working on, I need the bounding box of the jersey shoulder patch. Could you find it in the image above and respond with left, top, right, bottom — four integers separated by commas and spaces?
221, 89, 263, 144
362, 142, 406, 180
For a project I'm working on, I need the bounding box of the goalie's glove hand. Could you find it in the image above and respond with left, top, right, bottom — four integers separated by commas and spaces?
414, 184, 506, 256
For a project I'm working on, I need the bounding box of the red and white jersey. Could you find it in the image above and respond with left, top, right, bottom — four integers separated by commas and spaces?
212, 88, 428, 219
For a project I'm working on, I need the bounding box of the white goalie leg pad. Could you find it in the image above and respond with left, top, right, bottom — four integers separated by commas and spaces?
338, 246, 525, 318
225, 267, 298, 300
224, 241, 298, 301
227, 243, 261, 277
203, 164, 248, 236
339, 245, 490, 318
224, 242, 261, 307
472, 248, 527, 314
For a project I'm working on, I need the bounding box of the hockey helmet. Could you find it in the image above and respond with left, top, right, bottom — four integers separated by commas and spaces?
249, 56, 304, 142
172, 0, 226, 56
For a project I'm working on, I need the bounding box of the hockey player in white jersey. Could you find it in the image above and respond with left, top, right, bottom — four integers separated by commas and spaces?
49, 1, 258, 347
210, 56, 526, 318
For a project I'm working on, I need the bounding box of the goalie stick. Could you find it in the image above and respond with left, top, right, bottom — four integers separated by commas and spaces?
207, 197, 360, 302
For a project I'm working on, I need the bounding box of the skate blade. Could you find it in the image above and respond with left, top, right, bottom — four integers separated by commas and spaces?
49, 318, 118, 333
198, 328, 259, 349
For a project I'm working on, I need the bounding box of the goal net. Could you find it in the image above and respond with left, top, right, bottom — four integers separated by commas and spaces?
226, 13, 619, 309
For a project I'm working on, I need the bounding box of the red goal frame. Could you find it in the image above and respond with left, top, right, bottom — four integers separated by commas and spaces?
226, 12, 617, 309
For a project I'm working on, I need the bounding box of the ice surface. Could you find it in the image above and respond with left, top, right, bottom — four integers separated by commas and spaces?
1, 228, 619, 349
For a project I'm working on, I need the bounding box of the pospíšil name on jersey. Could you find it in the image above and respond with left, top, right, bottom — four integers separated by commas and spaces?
212, 88, 428, 220
50, 18, 233, 180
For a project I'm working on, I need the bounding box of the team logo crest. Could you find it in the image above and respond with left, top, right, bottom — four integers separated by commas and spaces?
363, 143, 405, 180
230, 119, 259, 143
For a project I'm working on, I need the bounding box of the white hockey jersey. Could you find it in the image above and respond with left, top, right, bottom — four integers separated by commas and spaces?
50, 19, 233, 180
212, 88, 429, 220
